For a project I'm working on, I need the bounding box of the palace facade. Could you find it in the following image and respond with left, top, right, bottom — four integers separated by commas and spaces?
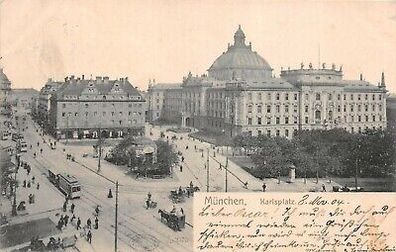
148, 26, 388, 138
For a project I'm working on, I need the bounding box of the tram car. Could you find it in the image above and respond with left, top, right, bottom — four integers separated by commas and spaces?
48, 170, 81, 199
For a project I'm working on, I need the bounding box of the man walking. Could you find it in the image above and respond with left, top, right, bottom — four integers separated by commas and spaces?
94, 217, 99, 229
76, 217, 81, 230
262, 183, 266, 192
70, 203, 75, 213
87, 218, 92, 229
87, 230, 92, 244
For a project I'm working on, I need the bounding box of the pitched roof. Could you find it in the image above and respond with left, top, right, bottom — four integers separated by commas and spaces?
53, 76, 142, 98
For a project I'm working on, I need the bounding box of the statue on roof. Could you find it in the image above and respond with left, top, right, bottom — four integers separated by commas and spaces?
339, 65, 343, 71
309, 63, 313, 69
322, 63, 326, 69
300, 62, 304, 69
332, 63, 336, 70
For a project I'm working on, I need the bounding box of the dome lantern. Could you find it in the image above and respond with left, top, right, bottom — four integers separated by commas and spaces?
234, 25, 246, 47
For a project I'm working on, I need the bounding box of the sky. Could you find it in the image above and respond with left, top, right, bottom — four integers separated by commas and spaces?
0, 0, 395, 92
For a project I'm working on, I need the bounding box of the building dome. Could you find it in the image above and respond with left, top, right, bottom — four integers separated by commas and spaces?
0, 68, 11, 90
208, 25, 272, 80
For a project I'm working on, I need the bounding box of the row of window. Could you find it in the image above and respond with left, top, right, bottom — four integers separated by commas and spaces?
247, 116, 298, 125
247, 124, 385, 138
310, 93, 382, 102
62, 103, 143, 109
246, 114, 384, 126
61, 111, 143, 117
64, 119, 141, 126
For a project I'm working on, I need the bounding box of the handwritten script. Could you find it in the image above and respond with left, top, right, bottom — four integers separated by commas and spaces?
193, 193, 396, 252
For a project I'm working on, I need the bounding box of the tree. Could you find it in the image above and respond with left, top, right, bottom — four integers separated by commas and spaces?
155, 140, 178, 175
0, 150, 15, 197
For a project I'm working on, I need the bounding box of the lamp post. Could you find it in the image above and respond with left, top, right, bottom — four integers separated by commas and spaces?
98, 125, 102, 173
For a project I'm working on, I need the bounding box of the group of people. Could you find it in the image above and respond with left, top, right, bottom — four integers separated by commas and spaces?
59, 199, 99, 244
17, 160, 39, 210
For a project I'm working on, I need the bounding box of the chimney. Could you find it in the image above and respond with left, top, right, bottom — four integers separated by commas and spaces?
48, 78, 53, 83
70, 75, 75, 80
360, 74, 363, 81
96, 76, 101, 82
125, 77, 128, 82
64, 77, 68, 82
103, 76, 109, 83
82, 74, 85, 80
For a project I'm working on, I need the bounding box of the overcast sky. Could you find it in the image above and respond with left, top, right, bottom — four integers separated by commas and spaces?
1, 1, 395, 92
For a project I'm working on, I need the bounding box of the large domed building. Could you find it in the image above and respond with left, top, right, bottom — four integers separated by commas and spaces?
208, 25, 272, 81
150, 26, 388, 139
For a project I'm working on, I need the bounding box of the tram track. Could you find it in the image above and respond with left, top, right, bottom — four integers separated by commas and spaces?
23, 134, 192, 252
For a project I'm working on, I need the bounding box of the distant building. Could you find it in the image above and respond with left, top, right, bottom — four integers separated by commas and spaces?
37, 79, 63, 128
0, 68, 11, 118
48, 75, 145, 139
146, 80, 181, 122
150, 26, 388, 138
8, 88, 39, 111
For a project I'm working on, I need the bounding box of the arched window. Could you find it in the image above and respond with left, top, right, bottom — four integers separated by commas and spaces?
316, 93, 321, 101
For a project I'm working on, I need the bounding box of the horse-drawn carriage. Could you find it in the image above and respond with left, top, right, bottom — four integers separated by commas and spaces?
169, 185, 200, 203
158, 209, 185, 231
170, 189, 185, 203
185, 186, 200, 196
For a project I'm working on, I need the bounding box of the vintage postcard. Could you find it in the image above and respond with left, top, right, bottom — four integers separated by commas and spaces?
1, 1, 395, 251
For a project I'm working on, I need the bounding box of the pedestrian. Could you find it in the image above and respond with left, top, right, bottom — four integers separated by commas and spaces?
95, 205, 100, 216
146, 198, 150, 209
87, 230, 92, 243
180, 208, 184, 215
71, 203, 75, 213
94, 217, 98, 229
27, 167, 31, 175
262, 183, 266, 192
322, 184, 326, 192
76, 217, 81, 230
62, 202, 67, 212
40, 148, 43, 154
32, 176, 35, 184
27, 181, 31, 188
71, 214, 76, 223
87, 218, 92, 229
57, 219, 63, 230
180, 165, 183, 172
23, 180, 26, 187
107, 189, 113, 198
36, 183, 40, 190
64, 215, 69, 226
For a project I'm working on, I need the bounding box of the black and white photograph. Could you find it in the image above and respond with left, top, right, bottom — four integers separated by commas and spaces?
1, 1, 396, 251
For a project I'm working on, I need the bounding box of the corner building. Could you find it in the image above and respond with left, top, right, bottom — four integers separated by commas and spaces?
150, 26, 388, 138
49, 75, 145, 139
